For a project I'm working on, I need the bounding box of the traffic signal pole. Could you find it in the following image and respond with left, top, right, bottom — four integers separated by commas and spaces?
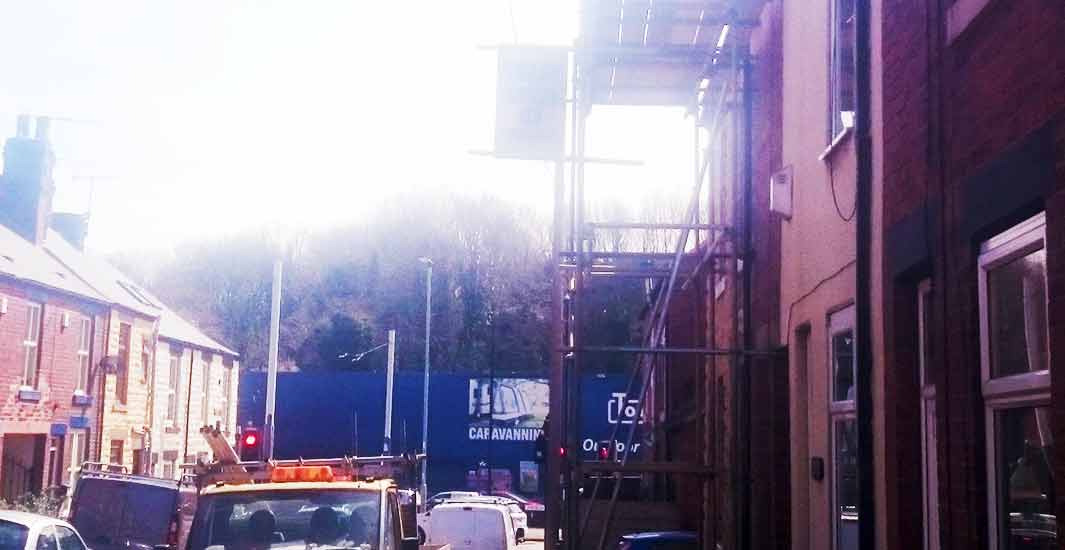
383, 329, 396, 454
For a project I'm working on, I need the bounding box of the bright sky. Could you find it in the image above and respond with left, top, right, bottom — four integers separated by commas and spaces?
0, 1, 694, 253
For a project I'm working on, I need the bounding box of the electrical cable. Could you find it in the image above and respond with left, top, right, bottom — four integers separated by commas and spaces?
784, 259, 857, 348
828, 152, 857, 222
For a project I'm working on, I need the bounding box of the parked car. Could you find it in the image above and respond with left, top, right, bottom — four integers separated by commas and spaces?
426, 491, 480, 511
0, 511, 90, 550
426, 502, 517, 550
616, 531, 697, 550
489, 491, 544, 527
67, 464, 196, 550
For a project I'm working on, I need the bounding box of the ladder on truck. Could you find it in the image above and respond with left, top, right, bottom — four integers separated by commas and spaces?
190, 426, 426, 489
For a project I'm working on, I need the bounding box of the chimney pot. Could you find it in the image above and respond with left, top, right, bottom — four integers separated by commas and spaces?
35, 117, 51, 142
16, 115, 31, 138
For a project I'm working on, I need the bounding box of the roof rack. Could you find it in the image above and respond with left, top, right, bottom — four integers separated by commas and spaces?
189, 426, 425, 489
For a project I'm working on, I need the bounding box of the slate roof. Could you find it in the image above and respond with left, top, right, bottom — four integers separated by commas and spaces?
0, 223, 105, 302
0, 225, 237, 358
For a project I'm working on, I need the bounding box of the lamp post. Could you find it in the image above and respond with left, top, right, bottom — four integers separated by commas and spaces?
418, 257, 433, 503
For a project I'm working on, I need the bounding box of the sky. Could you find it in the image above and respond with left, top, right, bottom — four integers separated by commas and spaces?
0, 1, 695, 253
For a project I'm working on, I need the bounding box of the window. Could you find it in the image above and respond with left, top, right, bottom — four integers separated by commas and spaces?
109, 439, 124, 466
116, 323, 131, 404
829, 0, 856, 141
141, 336, 152, 384
918, 280, 939, 550
36, 526, 57, 550
22, 303, 42, 388
55, 526, 86, 550
167, 349, 182, 424
162, 460, 174, 479
978, 213, 1053, 550
223, 359, 234, 431
76, 318, 91, 393
829, 306, 858, 550
201, 352, 212, 425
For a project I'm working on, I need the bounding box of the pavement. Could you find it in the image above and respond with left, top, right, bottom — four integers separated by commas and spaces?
519, 528, 545, 550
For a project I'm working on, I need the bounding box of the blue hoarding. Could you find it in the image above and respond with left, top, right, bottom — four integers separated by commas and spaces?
238, 371, 643, 495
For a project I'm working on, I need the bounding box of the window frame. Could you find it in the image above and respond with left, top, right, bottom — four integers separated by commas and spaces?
978, 212, 1051, 549
918, 279, 940, 550
75, 318, 91, 393
828, 305, 857, 550
201, 352, 212, 425
167, 349, 182, 425
827, 0, 856, 143
116, 323, 132, 405
22, 302, 43, 389
223, 360, 234, 432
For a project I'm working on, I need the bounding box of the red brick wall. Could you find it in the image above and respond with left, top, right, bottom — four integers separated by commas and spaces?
0, 278, 104, 490
881, 1, 1065, 549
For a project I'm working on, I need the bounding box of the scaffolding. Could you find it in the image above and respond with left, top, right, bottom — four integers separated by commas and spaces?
543, 2, 770, 550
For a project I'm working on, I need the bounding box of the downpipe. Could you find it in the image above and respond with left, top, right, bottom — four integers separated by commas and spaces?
854, 0, 875, 549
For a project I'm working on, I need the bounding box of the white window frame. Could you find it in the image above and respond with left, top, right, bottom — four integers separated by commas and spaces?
167, 350, 181, 425
201, 353, 212, 426
918, 280, 940, 550
75, 318, 91, 393
978, 212, 1051, 549
223, 361, 234, 432
22, 302, 43, 389
67, 431, 86, 488
828, 305, 856, 550
828, 0, 856, 143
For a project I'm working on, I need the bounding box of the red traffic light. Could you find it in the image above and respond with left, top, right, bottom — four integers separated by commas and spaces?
598, 445, 610, 461
243, 433, 258, 447
559, 447, 566, 457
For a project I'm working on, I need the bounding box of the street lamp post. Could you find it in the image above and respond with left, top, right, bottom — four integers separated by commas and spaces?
418, 257, 433, 503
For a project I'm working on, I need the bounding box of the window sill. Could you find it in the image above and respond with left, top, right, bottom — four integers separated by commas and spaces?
819, 127, 853, 162
112, 403, 128, 413
18, 388, 41, 402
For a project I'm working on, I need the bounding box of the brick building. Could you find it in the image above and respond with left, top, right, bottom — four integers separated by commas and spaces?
150, 311, 239, 480
879, 1, 1065, 549
0, 115, 239, 497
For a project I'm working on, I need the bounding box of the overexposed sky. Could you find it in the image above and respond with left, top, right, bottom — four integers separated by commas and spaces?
0, 1, 694, 253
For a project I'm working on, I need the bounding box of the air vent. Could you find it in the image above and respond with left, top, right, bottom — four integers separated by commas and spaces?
769, 165, 793, 219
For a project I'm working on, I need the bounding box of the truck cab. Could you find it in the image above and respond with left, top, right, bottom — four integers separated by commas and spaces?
186, 477, 412, 550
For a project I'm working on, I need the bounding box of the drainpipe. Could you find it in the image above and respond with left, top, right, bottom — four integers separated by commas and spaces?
854, 0, 875, 549
737, 50, 755, 550
182, 350, 195, 463
96, 312, 111, 462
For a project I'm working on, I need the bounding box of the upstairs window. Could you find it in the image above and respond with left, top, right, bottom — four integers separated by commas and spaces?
116, 323, 132, 404
22, 303, 43, 388
76, 318, 91, 393
167, 349, 182, 424
829, 0, 856, 141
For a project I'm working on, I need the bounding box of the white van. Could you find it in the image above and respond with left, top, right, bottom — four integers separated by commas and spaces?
427, 502, 517, 550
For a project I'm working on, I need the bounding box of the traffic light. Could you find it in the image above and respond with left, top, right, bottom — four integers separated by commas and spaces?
239, 427, 263, 462
597, 440, 612, 462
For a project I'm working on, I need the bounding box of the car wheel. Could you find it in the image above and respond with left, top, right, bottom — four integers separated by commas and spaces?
516, 529, 525, 543
418, 527, 426, 545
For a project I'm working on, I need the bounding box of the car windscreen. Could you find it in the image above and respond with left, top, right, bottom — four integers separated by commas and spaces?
187, 490, 381, 550
0, 520, 28, 550
71, 478, 177, 550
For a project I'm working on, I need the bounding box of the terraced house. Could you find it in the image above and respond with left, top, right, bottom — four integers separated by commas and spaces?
0, 115, 239, 496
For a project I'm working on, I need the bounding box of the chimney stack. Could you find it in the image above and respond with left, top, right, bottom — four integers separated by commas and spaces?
0, 115, 56, 245
51, 212, 89, 251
